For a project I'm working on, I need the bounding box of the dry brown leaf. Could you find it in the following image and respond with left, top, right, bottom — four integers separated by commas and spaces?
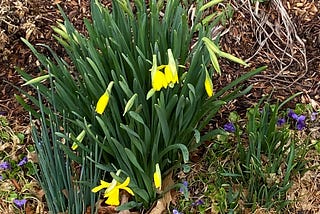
36, 189, 46, 200
53, 0, 62, 5
149, 171, 174, 214
92, 199, 117, 214
27, 151, 38, 163
25, 201, 35, 214
119, 191, 130, 214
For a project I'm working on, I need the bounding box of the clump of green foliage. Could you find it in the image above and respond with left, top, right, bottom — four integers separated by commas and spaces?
17, 0, 264, 212
175, 95, 314, 213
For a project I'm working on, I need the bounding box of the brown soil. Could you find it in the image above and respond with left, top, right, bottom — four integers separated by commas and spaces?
0, 0, 319, 213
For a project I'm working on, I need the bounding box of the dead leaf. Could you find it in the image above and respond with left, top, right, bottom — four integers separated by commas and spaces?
36, 189, 46, 200
25, 201, 35, 214
119, 191, 130, 214
93, 199, 117, 214
53, 0, 62, 4
149, 171, 174, 214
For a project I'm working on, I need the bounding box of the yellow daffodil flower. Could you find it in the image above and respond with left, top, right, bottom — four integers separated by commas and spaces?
150, 49, 179, 92
92, 176, 134, 206
204, 69, 213, 97
95, 82, 114, 114
153, 163, 162, 190
166, 49, 179, 85
95, 91, 109, 114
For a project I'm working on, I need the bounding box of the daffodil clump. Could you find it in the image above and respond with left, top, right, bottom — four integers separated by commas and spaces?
19, 0, 265, 212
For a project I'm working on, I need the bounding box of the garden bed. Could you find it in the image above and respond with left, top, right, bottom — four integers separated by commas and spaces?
0, 0, 319, 213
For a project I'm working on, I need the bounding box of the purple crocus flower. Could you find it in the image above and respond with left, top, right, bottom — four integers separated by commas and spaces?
173, 209, 181, 214
0, 162, 11, 170
17, 157, 28, 167
13, 199, 27, 208
296, 115, 306, 130
223, 122, 236, 133
277, 118, 286, 126
288, 109, 298, 120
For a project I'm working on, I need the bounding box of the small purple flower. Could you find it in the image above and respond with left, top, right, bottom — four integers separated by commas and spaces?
223, 122, 236, 133
0, 162, 11, 170
17, 157, 28, 167
0, 175, 3, 180
13, 199, 27, 208
179, 180, 188, 193
277, 118, 286, 126
195, 199, 204, 205
311, 112, 318, 121
297, 115, 306, 123
296, 115, 306, 130
288, 109, 298, 120
192, 199, 204, 206
173, 209, 181, 214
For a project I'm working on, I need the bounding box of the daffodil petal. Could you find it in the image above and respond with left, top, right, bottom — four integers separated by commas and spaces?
121, 186, 134, 196
92, 180, 111, 192
116, 177, 134, 195
118, 177, 130, 188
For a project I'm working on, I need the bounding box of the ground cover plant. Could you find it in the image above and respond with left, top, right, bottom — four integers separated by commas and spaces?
174, 97, 318, 213
16, 0, 266, 213
0, 115, 42, 213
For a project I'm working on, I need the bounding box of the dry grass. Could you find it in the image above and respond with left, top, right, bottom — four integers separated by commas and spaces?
231, 0, 307, 75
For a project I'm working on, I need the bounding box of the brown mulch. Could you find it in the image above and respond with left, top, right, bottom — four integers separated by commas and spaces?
218, 0, 320, 111
0, 0, 92, 128
0, 0, 319, 213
